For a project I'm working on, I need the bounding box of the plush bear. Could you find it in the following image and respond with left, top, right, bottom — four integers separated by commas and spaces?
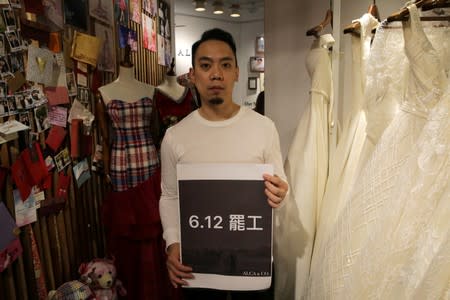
78, 258, 127, 300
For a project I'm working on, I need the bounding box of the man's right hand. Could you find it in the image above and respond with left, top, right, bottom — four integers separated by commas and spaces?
166, 243, 194, 288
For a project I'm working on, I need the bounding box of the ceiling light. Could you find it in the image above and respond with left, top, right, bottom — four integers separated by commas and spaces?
193, 0, 206, 12
230, 4, 240, 17
213, 1, 224, 14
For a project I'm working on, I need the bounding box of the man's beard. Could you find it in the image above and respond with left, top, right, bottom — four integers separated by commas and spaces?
208, 97, 224, 105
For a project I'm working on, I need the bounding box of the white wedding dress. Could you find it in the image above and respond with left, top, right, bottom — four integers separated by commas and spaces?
354, 88, 450, 299
314, 13, 379, 257
274, 34, 334, 300
307, 4, 449, 299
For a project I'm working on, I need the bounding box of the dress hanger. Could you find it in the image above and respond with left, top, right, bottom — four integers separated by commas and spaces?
306, 9, 333, 38
422, 0, 450, 10
343, 0, 380, 35
386, 0, 450, 22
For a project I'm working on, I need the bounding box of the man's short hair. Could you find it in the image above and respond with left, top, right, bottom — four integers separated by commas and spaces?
191, 28, 237, 67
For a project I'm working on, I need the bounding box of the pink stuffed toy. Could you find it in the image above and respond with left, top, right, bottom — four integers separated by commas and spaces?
79, 258, 127, 300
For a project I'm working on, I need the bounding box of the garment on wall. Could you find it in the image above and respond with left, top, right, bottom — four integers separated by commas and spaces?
106, 97, 159, 192
154, 87, 195, 143
307, 4, 449, 299
312, 13, 379, 270
274, 33, 334, 300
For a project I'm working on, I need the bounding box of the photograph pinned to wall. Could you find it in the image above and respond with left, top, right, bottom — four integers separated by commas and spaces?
95, 21, 115, 72
127, 27, 138, 51
9, 0, 21, 8
6, 30, 21, 52
77, 87, 90, 109
14, 92, 24, 110
129, 0, 141, 24
54, 147, 70, 172
2, 8, 16, 30
143, 0, 157, 16
0, 80, 6, 98
250, 56, 264, 73
29, 87, 47, 108
0, 34, 5, 56
0, 56, 9, 75
89, 0, 113, 25
0, 11, 6, 32
9, 53, 24, 73
157, 34, 165, 66
142, 13, 156, 52
64, 0, 87, 31
34, 104, 50, 132
66, 72, 77, 96
0, 98, 8, 116
158, 0, 170, 39
18, 111, 31, 127
44, 0, 64, 29
115, 0, 129, 25
6, 95, 16, 114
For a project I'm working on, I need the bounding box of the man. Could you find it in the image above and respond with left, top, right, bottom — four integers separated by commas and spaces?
159, 28, 288, 299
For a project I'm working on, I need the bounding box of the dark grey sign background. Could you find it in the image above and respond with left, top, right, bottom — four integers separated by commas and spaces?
178, 179, 272, 276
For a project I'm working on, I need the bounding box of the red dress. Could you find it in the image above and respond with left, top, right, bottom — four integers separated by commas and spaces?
154, 87, 197, 145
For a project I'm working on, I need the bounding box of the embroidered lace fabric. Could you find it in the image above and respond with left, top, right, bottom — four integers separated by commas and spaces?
307, 5, 449, 299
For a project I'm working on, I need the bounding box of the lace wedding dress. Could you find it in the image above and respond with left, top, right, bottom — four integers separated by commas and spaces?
307, 4, 449, 299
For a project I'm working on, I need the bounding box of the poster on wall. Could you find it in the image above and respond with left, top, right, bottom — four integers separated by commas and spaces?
143, 0, 157, 16
129, 0, 141, 24
64, 0, 88, 31
89, 0, 114, 25
158, 0, 170, 39
177, 164, 273, 290
157, 34, 165, 66
115, 0, 129, 25
95, 22, 116, 72
142, 13, 156, 52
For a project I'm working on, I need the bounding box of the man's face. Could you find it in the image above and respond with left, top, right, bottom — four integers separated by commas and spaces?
190, 40, 239, 106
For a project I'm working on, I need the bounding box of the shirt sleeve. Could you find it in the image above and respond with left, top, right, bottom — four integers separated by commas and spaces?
159, 129, 180, 248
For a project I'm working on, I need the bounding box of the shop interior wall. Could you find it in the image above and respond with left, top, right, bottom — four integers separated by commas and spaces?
174, 14, 264, 107
0, 3, 167, 300
266, 0, 408, 159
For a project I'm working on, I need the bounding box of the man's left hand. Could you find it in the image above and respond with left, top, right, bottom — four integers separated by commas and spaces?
263, 174, 288, 208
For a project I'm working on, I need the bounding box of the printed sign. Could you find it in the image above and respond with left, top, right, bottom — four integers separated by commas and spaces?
177, 163, 273, 290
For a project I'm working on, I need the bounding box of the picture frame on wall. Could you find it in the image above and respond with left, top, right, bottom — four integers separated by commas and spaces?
250, 56, 264, 73
248, 77, 257, 90
255, 35, 264, 55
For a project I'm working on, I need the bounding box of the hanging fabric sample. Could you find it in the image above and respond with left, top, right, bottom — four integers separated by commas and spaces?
274, 33, 334, 300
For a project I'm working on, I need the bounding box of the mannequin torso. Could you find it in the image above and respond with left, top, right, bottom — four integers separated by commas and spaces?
98, 65, 155, 104
156, 75, 187, 102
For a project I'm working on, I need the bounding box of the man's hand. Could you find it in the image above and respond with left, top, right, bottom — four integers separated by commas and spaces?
263, 174, 288, 208
166, 243, 194, 288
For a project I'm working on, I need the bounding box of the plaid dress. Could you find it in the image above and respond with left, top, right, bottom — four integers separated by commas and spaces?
107, 97, 159, 192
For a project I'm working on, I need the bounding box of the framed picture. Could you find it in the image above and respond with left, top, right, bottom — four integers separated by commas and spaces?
255, 35, 264, 55
250, 56, 264, 73
248, 77, 257, 90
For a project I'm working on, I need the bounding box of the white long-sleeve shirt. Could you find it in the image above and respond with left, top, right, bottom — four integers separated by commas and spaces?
159, 106, 287, 247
